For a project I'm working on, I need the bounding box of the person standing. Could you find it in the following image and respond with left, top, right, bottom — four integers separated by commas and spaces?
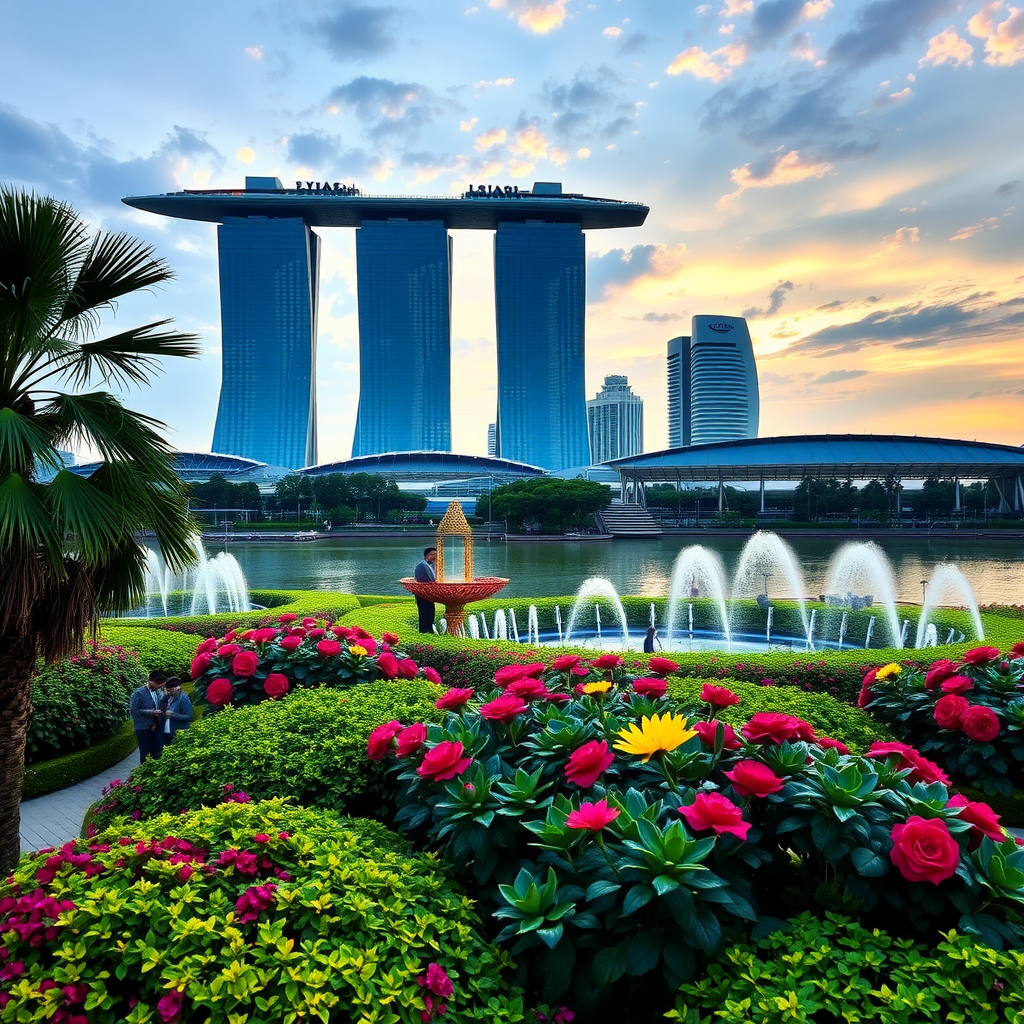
130, 671, 166, 763
643, 627, 661, 653
414, 546, 438, 633
159, 677, 193, 745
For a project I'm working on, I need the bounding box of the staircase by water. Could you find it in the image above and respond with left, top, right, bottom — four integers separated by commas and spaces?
597, 501, 663, 537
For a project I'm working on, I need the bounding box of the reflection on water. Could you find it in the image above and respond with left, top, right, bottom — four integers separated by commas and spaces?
221, 534, 1024, 606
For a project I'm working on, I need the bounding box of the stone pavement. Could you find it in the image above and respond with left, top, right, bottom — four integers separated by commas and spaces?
19, 752, 140, 854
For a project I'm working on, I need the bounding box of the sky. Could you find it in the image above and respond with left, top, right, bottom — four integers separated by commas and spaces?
2, 0, 1022, 464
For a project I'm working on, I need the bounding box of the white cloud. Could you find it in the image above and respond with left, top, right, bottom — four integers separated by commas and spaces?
488, 0, 568, 34
603, 26, 623, 38
920, 27, 974, 66
666, 43, 748, 81
244, 46, 263, 60
510, 125, 549, 159
459, 117, 479, 132
235, 146, 256, 165
880, 226, 920, 250
718, 149, 834, 208
576, 147, 592, 159
801, 0, 832, 18
509, 158, 535, 176
719, 0, 752, 15
474, 127, 507, 151
495, 77, 515, 86
949, 216, 999, 240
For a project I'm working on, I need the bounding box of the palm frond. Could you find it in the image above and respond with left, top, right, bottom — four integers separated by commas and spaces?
43, 470, 125, 563
0, 407, 65, 478
63, 320, 200, 390
88, 538, 149, 615
33, 557, 97, 662
0, 472, 65, 572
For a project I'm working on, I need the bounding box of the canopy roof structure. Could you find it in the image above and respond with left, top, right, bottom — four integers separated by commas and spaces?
297, 450, 547, 483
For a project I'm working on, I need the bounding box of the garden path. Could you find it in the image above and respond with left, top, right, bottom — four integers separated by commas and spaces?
19, 752, 139, 853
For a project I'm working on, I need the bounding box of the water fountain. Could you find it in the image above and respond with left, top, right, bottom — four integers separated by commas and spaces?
806, 608, 817, 649
565, 578, 631, 648
825, 542, 902, 648
528, 605, 540, 645
468, 615, 480, 639
837, 612, 847, 650
731, 532, 809, 640
915, 564, 985, 649
766, 605, 774, 646
666, 546, 732, 649
494, 609, 508, 640
138, 536, 251, 617
864, 617, 875, 649
554, 605, 563, 644
922, 623, 939, 647
509, 607, 520, 643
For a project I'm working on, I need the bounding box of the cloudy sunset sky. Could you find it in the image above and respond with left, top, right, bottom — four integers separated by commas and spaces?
2, 0, 1022, 463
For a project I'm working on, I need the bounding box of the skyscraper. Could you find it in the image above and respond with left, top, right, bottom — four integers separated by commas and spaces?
212, 216, 319, 468
494, 221, 589, 471
352, 220, 453, 456
587, 375, 644, 463
666, 336, 691, 448
487, 423, 497, 457
689, 315, 759, 444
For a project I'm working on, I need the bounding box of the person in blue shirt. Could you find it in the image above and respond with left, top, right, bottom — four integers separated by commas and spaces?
129, 671, 166, 762
159, 677, 193, 744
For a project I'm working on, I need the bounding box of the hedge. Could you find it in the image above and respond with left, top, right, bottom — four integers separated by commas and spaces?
22, 721, 138, 800
97, 625, 202, 677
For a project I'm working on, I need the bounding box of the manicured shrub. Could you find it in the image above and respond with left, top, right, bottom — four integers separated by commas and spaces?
98, 625, 201, 677
669, 912, 1024, 1023
22, 722, 138, 800
378, 656, 1024, 1020
87, 681, 446, 832
26, 642, 146, 763
1, 799, 526, 1024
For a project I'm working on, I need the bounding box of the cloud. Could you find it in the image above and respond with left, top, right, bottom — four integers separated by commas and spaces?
235, 146, 256, 165
324, 77, 457, 143
474, 127, 507, 151
307, 3, 403, 61
587, 243, 687, 301
718, 149, 833, 208
810, 369, 869, 385
541, 66, 642, 142
742, 280, 794, 318
919, 27, 974, 66
720, 0, 753, 14
636, 311, 685, 322
666, 43, 748, 81
459, 117, 478, 131
603, 25, 622, 38
488, 0, 568, 34
994, 180, 1019, 197
949, 217, 999, 241
827, 0, 958, 69
880, 225, 920, 250
971, 3, 1024, 66
967, 384, 1024, 398
510, 125, 549, 159
285, 131, 370, 174
746, 0, 811, 49
244, 46, 264, 60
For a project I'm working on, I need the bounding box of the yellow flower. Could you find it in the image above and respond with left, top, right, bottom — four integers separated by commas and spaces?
582, 681, 612, 695
613, 713, 696, 762
349, 645, 368, 657
876, 663, 902, 680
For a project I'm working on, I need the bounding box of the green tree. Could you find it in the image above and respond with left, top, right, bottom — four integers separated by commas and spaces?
0, 189, 199, 867
477, 478, 610, 532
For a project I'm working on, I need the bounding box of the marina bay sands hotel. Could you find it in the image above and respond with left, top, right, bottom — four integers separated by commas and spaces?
124, 177, 648, 472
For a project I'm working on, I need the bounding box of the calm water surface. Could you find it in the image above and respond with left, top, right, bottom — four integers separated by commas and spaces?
219, 535, 1024, 606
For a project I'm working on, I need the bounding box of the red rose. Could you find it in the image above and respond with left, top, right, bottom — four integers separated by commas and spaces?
632, 677, 667, 699
358, 637, 378, 655
889, 815, 960, 884
933, 693, 969, 730
961, 705, 1000, 742
861, 668, 878, 688
947, 794, 1003, 849
376, 652, 399, 678
724, 760, 785, 798
367, 720, 402, 760
331, 626, 355, 639
251, 628, 278, 643
566, 799, 620, 831
505, 677, 550, 700
197, 636, 218, 655
190, 652, 212, 679
552, 655, 582, 670
302, 617, 317, 628
308, 628, 326, 639
564, 740, 614, 788
423, 666, 442, 686
693, 719, 742, 750
591, 654, 623, 670
866, 742, 950, 786
382, 632, 400, 645
962, 646, 1000, 666
494, 664, 528, 685
700, 684, 741, 708
417, 740, 473, 781
231, 651, 259, 677
1011, 641, 1024, 660
817, 736, 850, 755
316, 640, 342, 657
397, 658, 419, 679
741, 712, 815, 745
217, 643, 240, 657
206, 678, 234, 706
263, 673, 290, 699
940, 675, 974, 695
279, 635, 302, 652
647, 656, 680, 676
395, 723, 427, 758
925, 660, 957, 688
436, 687, 474, 710
480, 694, 529, 721
278, 613, 298, 623
679, 792, 750, 840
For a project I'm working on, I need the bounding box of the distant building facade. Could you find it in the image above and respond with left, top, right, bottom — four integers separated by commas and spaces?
487, 422, 497, 456
666, 336, 691, 448
587, 375, 644, 463
689, 315, 759, 444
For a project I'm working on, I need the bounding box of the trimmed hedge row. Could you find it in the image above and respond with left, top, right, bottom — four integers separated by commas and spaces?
22, 721, 137, 800
98, 625, 202, 677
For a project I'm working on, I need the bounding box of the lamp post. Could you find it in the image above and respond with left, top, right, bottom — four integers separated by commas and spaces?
762, 573, 772, 598
920, 579, 928, 606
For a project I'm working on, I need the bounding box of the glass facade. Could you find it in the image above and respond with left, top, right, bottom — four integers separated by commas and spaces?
586, 374, 644, 463
212, 217, 319, 468
689, 315, 759, 445
494, 221, 589, 471
666, 336, 691, 448
352, 220, 452, 456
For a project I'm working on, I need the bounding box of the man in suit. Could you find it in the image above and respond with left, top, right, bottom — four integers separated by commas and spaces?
414, 546, 437, 633
130, 670, 166, 762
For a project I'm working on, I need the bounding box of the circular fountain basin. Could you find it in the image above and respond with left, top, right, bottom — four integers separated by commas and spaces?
533, 629, 866, 654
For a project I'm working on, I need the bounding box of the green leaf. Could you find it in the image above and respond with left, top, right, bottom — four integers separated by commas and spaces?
591, 945, 628, 986
622, 884, 654, 917
586, 879, 621, 901
626, 931, 661, 975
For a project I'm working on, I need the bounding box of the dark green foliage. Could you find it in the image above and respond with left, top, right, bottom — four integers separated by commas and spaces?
670, 913, 1024, 1023
87, 681, 446, 831
476, 478, 611, 532
187, 472, 264, 523
98, 624, 201, 676
26, 643, 146, 762
266, 471, 427, 522
23, 721, 137, 800
4, 800, 526, 1024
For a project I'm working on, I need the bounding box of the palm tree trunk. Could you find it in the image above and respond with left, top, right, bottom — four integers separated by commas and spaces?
0, 634, 36, 870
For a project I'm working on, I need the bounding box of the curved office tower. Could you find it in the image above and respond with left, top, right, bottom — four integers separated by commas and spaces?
212, 217, 319, 468
666, 336, 691, 448
689, 315, 759, 445
352, 220, 452, 456
494, 221, 589, 471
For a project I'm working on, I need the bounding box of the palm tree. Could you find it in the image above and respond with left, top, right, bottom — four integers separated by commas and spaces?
0, 187, 200, 868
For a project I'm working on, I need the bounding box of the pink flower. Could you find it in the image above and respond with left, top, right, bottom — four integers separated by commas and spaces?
190, 652, 212, 678
940, 675, 974, 695
279, 635, 303, 651
889, 816, 959, 884
157, 990, 184, 1024
231, 651, 259, 677
700, 684, 741, 708
693, 719, 742, 750
1010, 641, 1024, 660
435, 687, 474, 710
234, 882, 278, 923
552, 655, 582, 670
591, 654, 623, 670
947, 793, 1003, 849
479, 694, 529, 721
418, 963, 454, 998
423, 666, 442, 685
251, 627, 278, 643
495, 663, 529, 685
817, 736, 850, 755
382, 631, 400, 645
263, 673, 290, 699
962, 646, 1000, 666
646, 656, 680, 676
724, 760, 785, 798
679, 792, 750, 840
741, 712, 815, 745
631, 677, 667, 699
417, 741, 473, 781
961, 705, 1000, 742
566, 799, 620, 831
377, 651, 399, 678
216, 643, 240, 657
302, 617, 318, 628
317, 639, 342, 657
197, 636, 218, 654
397, 658, 419, 679
359, 637, 378, 655
396, 723, 427, 758
278, 613, 298, 624
505, 677, 550, 700
865, 742, 950, 785
934, 693, 969, 730
367, 720, 403, 760
206, 678, 234, 706
925, 660, 958, 688
564, 740, 614, 788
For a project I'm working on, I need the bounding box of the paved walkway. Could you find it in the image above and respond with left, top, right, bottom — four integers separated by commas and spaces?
19, 753, 139, 854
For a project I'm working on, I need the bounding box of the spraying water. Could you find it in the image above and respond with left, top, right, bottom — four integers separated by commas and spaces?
565, 578, 631, 647
915, 564, 984, 648
138, 537, 250, 617
766, 605, 774, 646
900, 620, 910, 647
554, 605, 563, 644
494, 609, 508, 641
922, 623, 938, 647
528, 605, 540, 645
838, 612, 848, 650
731, 532, 809, 640
864, 617, 875, 649
826, 542, 902, 648
666, 546, 731, 649
468, 615, 480, 639
509, 608, 520, 643
807, 608, 817, 650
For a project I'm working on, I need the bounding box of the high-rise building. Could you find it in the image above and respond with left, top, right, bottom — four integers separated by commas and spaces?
212, 216, 319, 468
487, 423, 497, 457
352, 220, 452, 456
587, 375, 644, 463
689, 315, 759, 445
666, 336, 691, 448
494, 221, 589, 471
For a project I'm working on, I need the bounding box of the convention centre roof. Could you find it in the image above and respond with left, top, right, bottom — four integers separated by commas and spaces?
122, 182, 648, 231
609, 434, 1024, 484
297, 451, 547, 482
70, 452, 275, 483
